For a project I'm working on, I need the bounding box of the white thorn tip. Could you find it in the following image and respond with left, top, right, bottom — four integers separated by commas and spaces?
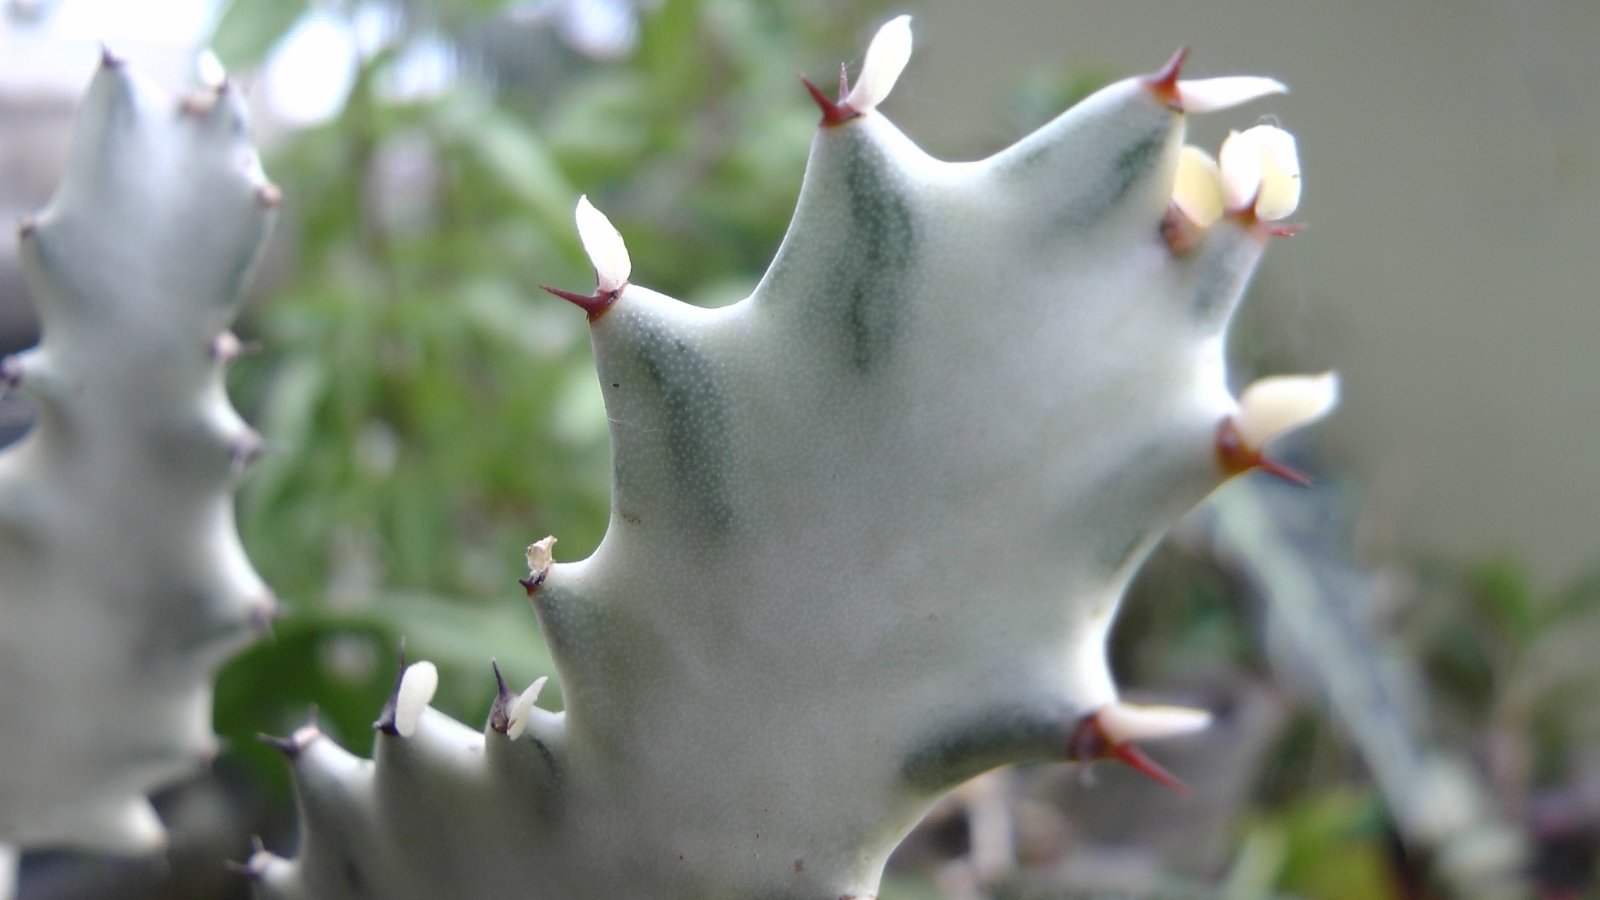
843, 15, 912, 114
1099, 702, 1212, 743
1220, 125, 1301, 219
525, 536, 556, 580
574, 196, 630, 294
1171, 146, 1224, 227
1176, 76, 1286, 113
1218, 129, 1263, 213
1235, 372, 1339, 449
197, 49, 227, 89
505, 675, 549, 739
395, 660, 440, 738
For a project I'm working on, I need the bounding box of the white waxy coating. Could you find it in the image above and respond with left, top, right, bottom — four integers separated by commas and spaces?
843, 15, 912, 114
575, 196, 630, 294
1098, 702, 1212, 743
394, 661, 440, 738
1175, 75, 1286, 114
1235, 372, 1340, 450
505, 676, 549, 739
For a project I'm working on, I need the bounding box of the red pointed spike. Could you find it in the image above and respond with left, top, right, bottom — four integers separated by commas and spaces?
1255, 455, 1315, 488
1143, 46, 1190, 110
1111, 741, 1190, 796
540, 285, 613, 322
1267, 222, 1304, 238
1215, 418, 1315, 487
800, 75, 856, 127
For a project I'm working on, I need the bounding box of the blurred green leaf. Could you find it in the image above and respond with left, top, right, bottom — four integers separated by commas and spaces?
210, 0, 308, 68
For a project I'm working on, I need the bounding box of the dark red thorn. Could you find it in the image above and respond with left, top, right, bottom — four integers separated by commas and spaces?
178, 92, 212, 118
1142, 46, 1190, 110
1255, 455, 1315, 488
489, 659, 515, 734
519, 570, 547, 597
1159, 205, 1203, 256
541, 284, 617, 322
257, 731, 303, 760
256, 182, 282, 209
225, 859, 262, 880
373, 640, 408, 736
1215, 418, 1315, 487
800, 75, 857, 127
1110, 741, 1190, 796
1068, 709, 1191, 796
248, 593, 281, 638
1267, 222, 1304, 238
229, 432, 264, 476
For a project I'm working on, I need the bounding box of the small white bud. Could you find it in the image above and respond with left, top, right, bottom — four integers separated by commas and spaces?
1175, 76, 1286, 113
1097, 702, 1212, 744
843, 15, 912, 114
1235, 372, 1339, 450
505, 675, 549, 739
1171, 146, 1224, 227
394, 660, 439, 738
197, 48, 227, 89
1243, 125, 1301, 220
574, 196, 630, 295
525, 536, 556, 581
1218, 129, 1264, 213
1219, 125, 1301, 220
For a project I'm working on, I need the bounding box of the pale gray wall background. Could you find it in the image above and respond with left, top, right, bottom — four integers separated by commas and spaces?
894, 0, 1599, 586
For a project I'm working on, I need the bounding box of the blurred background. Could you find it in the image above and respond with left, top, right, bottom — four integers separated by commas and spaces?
1, 0, 1596, 897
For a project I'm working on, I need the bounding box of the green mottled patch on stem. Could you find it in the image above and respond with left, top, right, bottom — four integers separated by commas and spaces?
838, 136, 915, 372
624, 317, 735, 532
900, 704, 1070, 792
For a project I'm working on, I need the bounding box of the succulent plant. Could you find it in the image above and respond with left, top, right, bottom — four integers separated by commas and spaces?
0, 54, 277, 856
238, 17, 1334, 900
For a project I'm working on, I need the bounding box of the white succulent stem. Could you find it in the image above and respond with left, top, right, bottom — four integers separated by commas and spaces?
0, 843, 17, 900
244, 19, 1326, 899
0, 55, 275, 854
